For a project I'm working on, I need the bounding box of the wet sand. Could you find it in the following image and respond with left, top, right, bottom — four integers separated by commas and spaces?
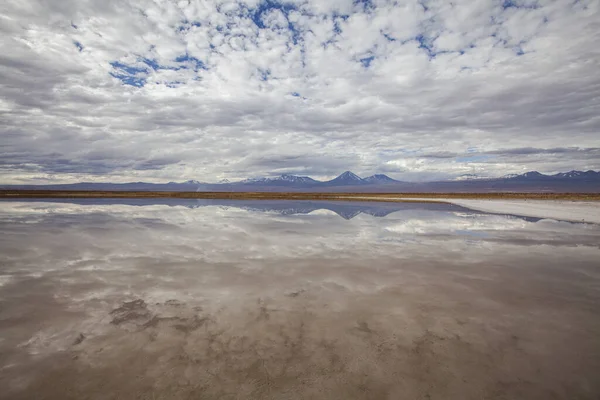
1, 201, 599, 399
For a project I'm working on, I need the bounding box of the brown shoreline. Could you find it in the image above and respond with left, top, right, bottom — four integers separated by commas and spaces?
1, 190, 600, 201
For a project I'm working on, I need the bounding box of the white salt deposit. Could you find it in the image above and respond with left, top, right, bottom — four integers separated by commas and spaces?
357, 198, 600, 224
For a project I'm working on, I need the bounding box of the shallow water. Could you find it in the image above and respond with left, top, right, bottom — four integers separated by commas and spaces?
1, 199, 599, 399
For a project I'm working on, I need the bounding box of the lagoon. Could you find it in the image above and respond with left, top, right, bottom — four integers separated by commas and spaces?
1, 199, 599, 399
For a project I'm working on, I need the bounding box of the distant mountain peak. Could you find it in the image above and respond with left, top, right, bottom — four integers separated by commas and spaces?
522, 171, 543, 177
337, 171, 363, 180
323, 171, 365, 186
241, 178, 262, 183
555, 170, 581, 177
504, 170, 600, 181
273, 174, 317, 183
553, 170, 599, 179
240, 174, 318, 186
4, 169, 598, 192
363, 174, 398, 183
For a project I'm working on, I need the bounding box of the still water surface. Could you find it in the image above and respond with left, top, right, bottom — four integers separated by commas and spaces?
1, 199, 599, 399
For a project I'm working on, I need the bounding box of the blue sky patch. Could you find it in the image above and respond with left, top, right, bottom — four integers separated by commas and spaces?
110, 53, 208, 86
502, 0, 540, 10
251, 0, 297, 29
416, 34, 437, 59
178, 19, 202, 32
290, 92, 307, 99
382, 32, 396, 42
360, 55, 374, 68
110, 72, 146, 87
109, 60, 151, 87
141, 58, 160, 70
257, 68, 271, 81
110, 61, 147, 76
353, 0, 375, 12
174, 54, 206, 71
416, 35, 433, 52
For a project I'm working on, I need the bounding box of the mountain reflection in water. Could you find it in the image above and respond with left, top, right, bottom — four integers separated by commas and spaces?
3, 197, 550, 222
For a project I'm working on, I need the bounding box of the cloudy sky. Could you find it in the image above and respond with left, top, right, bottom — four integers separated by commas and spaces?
1, 0, 599, 183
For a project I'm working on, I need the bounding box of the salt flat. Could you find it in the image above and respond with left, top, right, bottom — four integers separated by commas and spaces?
442, 200, 600, 224
357, 198, 600, 224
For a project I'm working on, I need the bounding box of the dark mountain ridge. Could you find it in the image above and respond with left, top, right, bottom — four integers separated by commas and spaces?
1, 170, 599, 193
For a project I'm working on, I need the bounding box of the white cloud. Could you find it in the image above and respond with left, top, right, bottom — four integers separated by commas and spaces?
0, 0, 599, 183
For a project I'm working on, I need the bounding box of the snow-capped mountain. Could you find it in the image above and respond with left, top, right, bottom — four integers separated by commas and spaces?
3, 170, 598, 193
240, 174, 319, 186
324, 171, 366, 186
236, 171, 401, 186
520, 171, 546, 178
272, 174, 319, 184
505, 170, 600, 181
554, 170, 583, 178
552, 170, 599, 179
498, 171, 554, 181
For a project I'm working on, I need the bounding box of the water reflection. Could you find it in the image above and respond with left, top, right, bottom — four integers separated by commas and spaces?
0, 200, 599, 400
1, 197, 549, 221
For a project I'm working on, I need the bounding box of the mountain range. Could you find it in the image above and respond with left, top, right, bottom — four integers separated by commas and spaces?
1, 170, 599, 193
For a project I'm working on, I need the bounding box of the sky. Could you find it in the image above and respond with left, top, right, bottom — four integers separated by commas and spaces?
1, 0, 599, 184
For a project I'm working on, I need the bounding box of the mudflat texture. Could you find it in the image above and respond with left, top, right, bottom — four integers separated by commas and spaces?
1, 200, 599, 400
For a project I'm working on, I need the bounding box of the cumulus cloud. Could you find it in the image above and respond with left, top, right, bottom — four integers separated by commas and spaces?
0, 0, 599, 183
